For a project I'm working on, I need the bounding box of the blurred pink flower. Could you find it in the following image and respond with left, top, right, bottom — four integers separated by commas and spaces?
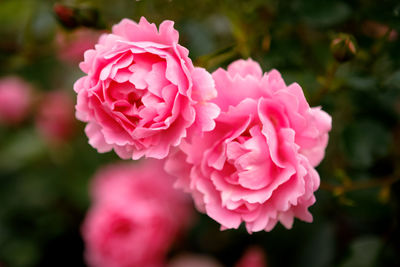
56, 28, 102, 64
74, 17, 219, 160
166, 59, 331, 233
235, 247, 267, 267
362, 20, 397, 41
168, 254, 223, 267
82, 159, 192, 267
35, 90, 75, 144
0, 76, 32, 125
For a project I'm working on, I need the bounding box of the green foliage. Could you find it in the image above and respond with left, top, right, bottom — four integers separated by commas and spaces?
340, 237, 382, 267
0, 0, 399, 266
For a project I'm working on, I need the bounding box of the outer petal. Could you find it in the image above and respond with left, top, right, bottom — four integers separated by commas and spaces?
191, 67, 217, 102
85, 122, 113, 153
227, 58, 263, 79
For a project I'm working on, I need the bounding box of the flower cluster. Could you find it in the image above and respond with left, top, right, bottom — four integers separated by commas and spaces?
0, 76, 76, 144
75, 17, 331, 233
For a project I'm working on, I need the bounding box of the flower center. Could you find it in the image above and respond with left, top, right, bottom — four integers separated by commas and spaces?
111, 217, 133, 236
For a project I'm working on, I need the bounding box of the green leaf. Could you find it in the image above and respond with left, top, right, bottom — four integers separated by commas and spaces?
340, 236, 382, 267
298, 223, 335, 267
0, 129, 46, 171
298, 0, 351, 27
384, 70, 400, 89
342, 120, 391, 169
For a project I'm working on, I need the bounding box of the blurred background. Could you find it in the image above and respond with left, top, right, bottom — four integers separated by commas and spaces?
0, 0, 400, 266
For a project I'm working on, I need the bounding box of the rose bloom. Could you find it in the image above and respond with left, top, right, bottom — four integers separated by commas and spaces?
56, 28, 103, 64
0, 76, 32, 125
82, 159, 192, 267
35, 90, 76, 143
235, 247, 267, 267
74, 17, 219, 160
166, 59, 332, 233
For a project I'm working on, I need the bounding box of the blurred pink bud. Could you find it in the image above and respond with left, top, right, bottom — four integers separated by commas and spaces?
168, 254, 223, 267
0, 76, 32, 125
54, 3, 78, 29
53, 3, 100, 29
362, 20, 398, 41
35, 90, 75, 144
82, 159, 193, 267
235, 247, 267, 267
330, 34, 357, 63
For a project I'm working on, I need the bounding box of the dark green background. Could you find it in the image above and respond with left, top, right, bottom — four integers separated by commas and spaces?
0, 0, 399, 266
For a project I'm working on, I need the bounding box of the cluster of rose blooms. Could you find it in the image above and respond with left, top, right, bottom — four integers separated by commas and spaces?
72, 17, 331, 266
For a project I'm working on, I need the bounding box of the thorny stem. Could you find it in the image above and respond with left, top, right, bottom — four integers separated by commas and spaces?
372, 26, 394, 55
195, 45, 238, 70
311, 61, 339, 106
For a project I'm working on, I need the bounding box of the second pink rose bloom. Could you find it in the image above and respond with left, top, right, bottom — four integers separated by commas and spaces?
166, 59, 331, 233
74, 17, 220, 160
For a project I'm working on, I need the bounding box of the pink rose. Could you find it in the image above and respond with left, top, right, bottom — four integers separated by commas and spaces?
165, 59, 331, 233
74, 17, 219, 160
82, 159, 192, 267
0, 76, 32, 125
35, 91, 76, 144
235, 247, 267, 267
